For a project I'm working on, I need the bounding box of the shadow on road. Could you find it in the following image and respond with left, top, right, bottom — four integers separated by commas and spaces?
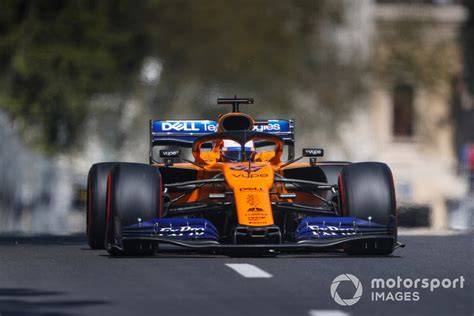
0, 234, 86, 245
99, 248, 402, 259
0, 288, 107, 316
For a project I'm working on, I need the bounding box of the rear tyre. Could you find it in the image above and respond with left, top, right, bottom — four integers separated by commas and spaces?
339, 162, 397, 255
105, 163, 162, 256
87, 162, 117, 249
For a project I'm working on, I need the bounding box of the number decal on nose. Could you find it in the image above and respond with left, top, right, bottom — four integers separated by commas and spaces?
230, 165, 263, 172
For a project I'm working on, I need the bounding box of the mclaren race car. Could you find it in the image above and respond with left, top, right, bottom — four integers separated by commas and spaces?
86, 97, 402, 256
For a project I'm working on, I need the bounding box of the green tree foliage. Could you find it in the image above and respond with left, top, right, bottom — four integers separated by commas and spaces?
150, 0, 359, 120
153, 1, 322, 89
0, 0, 360, 152
0, 0, 158, 152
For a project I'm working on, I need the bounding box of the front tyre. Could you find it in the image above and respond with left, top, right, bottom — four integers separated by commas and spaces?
339, 162, 397, 255
105, 163, 162, 256
87, 162, 117, 249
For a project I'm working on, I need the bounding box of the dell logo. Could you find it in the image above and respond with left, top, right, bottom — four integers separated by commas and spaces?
162, 121, 200, 132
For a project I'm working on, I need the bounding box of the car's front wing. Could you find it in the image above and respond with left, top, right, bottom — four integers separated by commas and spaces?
108, 216, 399, 253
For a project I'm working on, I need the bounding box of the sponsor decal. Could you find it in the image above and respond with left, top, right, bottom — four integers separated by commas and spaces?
253, 123, 281, 132
159, 149, 181, 158
126, 218, 219, 240
156, 121, 217, 133
162, 121, 199, 132
154, 119, 290, 134
247, 207, 264, 213
303, 148, 324, 157
239, 187, 264, 192
329, 274, 466, 306
232, 173, 269, 178
246, 194, 261, 206
154, 225, 206, 237
230, 165, 263, 172
248, 218, 267, 223
248, 221, 268, 225
296, 217, 387, 239
245, 206, 267, 224
308, 225, 356, 237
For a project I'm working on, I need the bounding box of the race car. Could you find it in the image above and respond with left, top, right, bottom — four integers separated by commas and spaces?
86, 97, 402, 256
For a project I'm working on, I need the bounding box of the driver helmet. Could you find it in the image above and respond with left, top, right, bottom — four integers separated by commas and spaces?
221, 140, 255, 162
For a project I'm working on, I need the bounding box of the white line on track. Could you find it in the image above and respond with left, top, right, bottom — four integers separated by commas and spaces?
225, 263, 273, 278
308, 310, 350, 316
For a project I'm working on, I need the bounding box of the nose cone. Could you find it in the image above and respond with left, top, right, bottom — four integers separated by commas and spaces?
223, 163, 275, 226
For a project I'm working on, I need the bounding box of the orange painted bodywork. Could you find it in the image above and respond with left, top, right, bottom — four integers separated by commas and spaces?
223, 163, 275, 226
153, 160, 323, 227
153, 112, 314, 227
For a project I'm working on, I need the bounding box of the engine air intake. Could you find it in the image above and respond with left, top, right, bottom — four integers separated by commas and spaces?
219, 113, 254, 131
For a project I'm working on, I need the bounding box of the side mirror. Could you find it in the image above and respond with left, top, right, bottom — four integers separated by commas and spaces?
279, 148, 324, 169
302, 148, 323, 167
159, 149, 181, 167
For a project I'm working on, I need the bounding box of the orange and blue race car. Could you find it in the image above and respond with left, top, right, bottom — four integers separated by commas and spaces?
86, 97, 403, 256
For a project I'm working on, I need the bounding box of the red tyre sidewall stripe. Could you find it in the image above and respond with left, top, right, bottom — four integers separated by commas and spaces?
389, 169, 398, 236
158, 174, 163, 218
390, 170, 397, 214
338, 174, 346, 216
106, 171, 112, 224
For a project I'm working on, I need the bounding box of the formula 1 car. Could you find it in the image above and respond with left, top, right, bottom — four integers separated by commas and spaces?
87, 97, 402, 256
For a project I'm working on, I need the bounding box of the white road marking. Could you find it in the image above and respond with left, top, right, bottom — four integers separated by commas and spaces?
309, 310, 350, 316
225, 263, 273, 278
398, 228, 465, 236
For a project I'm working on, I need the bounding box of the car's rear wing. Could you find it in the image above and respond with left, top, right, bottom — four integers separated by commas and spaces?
149, 119, 295, 162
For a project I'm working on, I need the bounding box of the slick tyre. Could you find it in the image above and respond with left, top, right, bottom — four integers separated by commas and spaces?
105, 163, 162, 256
339, 162, 397, 255
87, 162, 117, 249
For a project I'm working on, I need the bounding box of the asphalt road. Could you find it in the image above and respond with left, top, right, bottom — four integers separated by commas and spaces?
0, 233, 472, 316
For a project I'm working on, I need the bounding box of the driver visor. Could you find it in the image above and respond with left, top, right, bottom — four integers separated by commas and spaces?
222, 147, 254, 162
